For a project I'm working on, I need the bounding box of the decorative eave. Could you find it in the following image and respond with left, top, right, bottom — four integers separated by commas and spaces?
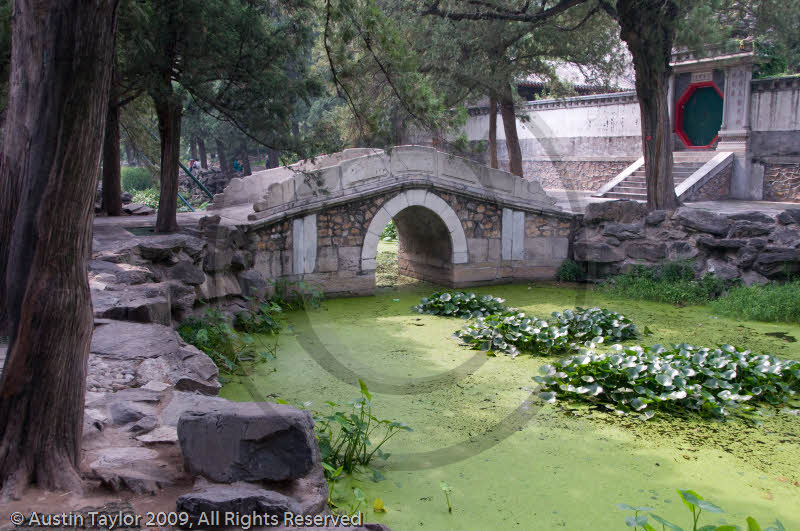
671, 43, 755, 73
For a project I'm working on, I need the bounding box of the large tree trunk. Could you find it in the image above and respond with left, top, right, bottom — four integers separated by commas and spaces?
198, 137, 207, 169
488, 96, 498, 169
239, 140, 252, 176
102, 81, 122, 216
267, 147, 280, 169
498, 83, 523, 177
618, 0, 679, 211
216, 138, 229, 172
150, 80, 181, 233
123, 142, 136, 166
0, 0, 119, 499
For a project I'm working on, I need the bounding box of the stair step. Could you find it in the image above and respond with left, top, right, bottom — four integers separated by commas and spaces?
604, 192, 646, 201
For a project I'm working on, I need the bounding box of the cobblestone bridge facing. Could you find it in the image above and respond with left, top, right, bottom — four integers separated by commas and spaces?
203, 146, 573, 296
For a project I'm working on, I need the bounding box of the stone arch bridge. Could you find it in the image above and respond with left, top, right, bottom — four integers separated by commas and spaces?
202, 146, 573, 296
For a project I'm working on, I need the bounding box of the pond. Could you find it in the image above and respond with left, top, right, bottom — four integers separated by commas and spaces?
220, 269, 800, 529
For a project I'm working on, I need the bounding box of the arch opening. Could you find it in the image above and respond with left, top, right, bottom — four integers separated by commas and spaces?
393, 206, 454, 285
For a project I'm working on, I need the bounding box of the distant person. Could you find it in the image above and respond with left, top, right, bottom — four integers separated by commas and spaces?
264, 153, 270, 168
233, 159, 242, 173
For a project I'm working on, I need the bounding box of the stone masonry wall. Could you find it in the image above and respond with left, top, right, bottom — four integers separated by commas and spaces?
762, 163, 800, 202
684, 164, 732, 201
499, 160, 632, 190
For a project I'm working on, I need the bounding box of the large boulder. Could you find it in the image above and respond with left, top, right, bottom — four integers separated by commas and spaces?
136, 345, 221, 395
584, 200, 647, 224
645, 210, 667, 226
573, 242, 624, 263
626, 242, 667, 261
727, 221, 774, 238
163, 260, 206, 286
91, 283, 171, 325
777, 209, 800, 225
703, 258, 740, 281
91, 321, 182, 360
696, 237, 746, 250
178, 401, 320, 483
755, 246, 800, 277
602, 222, 645, 240
176, 483, 303, 527
88, 260, 155, 285
677, 208, 729, 236
728, 211, 776, 224
137, 234, 205, 263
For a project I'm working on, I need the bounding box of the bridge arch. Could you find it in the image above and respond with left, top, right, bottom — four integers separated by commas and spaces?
361, 189, 468, 285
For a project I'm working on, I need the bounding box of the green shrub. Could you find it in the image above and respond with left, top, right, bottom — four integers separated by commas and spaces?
601, 261, 729, 305
234, 298, 283, 335
413, 291, 509, 318
618, 489, 787, 531
314, 380, 412, 474
711, 280, 800, 323
131, 187, 160, 208
556, 259, 584, 282
178, 308, 273, 373
455, 307, 639, 357
380, 219, 397, 241
121, 166, 154, 192
270, 279, 324, 310
535, 343, 799, 418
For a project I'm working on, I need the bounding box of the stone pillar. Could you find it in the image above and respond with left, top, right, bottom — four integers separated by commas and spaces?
501, 208, 525, 260
717, 63, 758, 199
292, 214, 317, 275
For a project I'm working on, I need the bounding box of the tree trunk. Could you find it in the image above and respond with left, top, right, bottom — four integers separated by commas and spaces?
499, 83, 523, 177
150, 81, 181, 233
267, 147, 280, 169
617, 0, 679, 211
198, 137, 207, 169
0, 0, 119, 499
216, 138, 229, 172
239, 139, 251, 176
123, 142, 136, 166
190, 137, 197, 161
102, 79, 122, 216
488, 96, 498, 169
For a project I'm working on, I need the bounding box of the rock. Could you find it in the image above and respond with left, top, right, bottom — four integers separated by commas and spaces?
239, 270, 269, 298
626, 242, 667, 261
771, 228, 800, 248
584, 200, 647, 224
111, 387, 163, 403
602, 222, 645, 240
703, 258, 740, 281
645, 210, 667, 226
136, 345, 220, 395
94, 461, 175, 495
121, 191, 133, 204
136, 426, 178, 444
606, 236, 621, 247
88, 260, 155, 285
176, 483, 303, 526
696, 237, 746, 250
92, 283, 172, 325
90, 447, 159, 469
573, 242, 624, 263
198, 272, 242, 300
271, 466, 328, 516
777, 209, 800, 225
755, 247, 800, 277
130, 415, 158, 434
91, 321, 182, 360
178, 402, 320, 483
749, 238, 768, 250
137, 235, 206, 262
142, 380, 171, 392
167, 280, 196, 318
727, 221, 773, 238
734, 247, 759, 269
728, 211, 776, 224
162, 392, 230, 426
164, 260, 206, 286
741, 270, 769, 286
109, 400, 156, 425
203, 247, 233, 273
677, 208, 729, 236
123, 203, 155, 215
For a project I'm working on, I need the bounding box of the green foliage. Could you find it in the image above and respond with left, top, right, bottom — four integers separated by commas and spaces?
618, 489, 786, 531
455, 307, 639, 357
413, 291, 509, 319
270, 279, 324, 311
601, 261, 730, 305
315, 380, 412, 474
711, 280, 800, 323
536, 343, 799, 418
120, 166, 154, 192
556, 259, 584, 282
178, 308, 276, 373
131, 187, 160, 208
380, 219, 397, 241
234, 297, 283, 335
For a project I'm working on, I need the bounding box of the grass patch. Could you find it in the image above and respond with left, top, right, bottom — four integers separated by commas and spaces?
711, 280, 800, 324
601, 260, 729, 306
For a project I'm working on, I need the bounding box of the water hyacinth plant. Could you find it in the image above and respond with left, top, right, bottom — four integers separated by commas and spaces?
535, 343, 800, 417
413, 291, 509, 319
454, 307, 639, 357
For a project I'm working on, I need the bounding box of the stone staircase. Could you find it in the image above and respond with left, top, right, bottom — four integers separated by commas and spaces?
595, 152, 719, 201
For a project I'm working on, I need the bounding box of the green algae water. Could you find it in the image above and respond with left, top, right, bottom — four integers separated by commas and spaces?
221, 282, 800, 530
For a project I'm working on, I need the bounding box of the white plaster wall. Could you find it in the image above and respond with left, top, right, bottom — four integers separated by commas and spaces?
751, 85, 800, 132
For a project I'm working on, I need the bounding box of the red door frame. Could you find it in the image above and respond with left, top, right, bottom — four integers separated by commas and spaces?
675, 81, 724, 149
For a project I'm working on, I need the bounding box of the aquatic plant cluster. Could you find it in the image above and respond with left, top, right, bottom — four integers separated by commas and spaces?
536, 343, 800, 417
454, 307, 639, 357
413, 291, 509, 319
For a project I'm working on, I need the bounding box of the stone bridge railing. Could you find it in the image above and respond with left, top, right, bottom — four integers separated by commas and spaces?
210, 145, 562, 222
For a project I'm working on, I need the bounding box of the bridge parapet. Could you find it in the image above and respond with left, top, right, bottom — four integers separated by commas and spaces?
211, 145, 560, 220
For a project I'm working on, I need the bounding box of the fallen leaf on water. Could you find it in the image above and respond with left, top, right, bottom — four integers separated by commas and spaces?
373, 497, 387, 513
